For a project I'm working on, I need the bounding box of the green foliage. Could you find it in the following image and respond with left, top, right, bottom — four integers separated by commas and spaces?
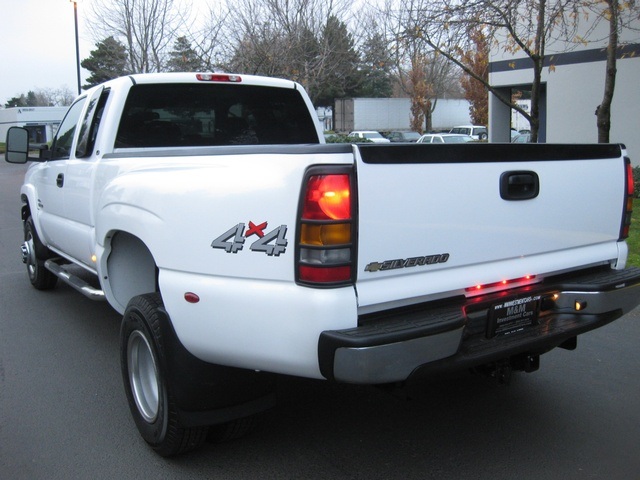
166, 37, 204, 72
228, 14, 361, 106
312, 15, 362, 105
4, 88, 74, 107
81, 36, 129, 89
633, 166, 640, 197
627, 199, 640, 267
4, 91, 42, 107
324, 133, 371, 143
4, 95, 28, 108
357, 31, 394, 98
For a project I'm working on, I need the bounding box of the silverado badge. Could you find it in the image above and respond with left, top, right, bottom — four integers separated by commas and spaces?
365, 253, 449, 272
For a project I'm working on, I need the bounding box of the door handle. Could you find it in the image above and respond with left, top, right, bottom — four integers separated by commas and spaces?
56, 173, 64, 188
500, 171, 539, 200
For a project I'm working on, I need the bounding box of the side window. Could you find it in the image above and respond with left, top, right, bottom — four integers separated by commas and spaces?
76, 88, 110, 158
50, 98, 87, 160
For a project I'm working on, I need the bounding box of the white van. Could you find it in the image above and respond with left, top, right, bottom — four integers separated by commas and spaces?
449, 125, 488, 140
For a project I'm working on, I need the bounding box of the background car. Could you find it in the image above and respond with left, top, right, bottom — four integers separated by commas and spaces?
511, 133, 532, 143
449, 125, 488, 140
348, 130, 391, 143
385, 131, 422, 142
417, 133, 474, 144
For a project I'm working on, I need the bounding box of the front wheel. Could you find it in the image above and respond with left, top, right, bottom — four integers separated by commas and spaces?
23, 216, 57, 290
120, 293, 208, 456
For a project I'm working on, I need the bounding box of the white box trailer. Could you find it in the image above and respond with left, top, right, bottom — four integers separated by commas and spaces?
334, 97, 472, 133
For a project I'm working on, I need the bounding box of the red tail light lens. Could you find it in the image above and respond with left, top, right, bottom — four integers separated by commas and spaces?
621, 157, 634, 240
299, 265, 352, 283
297, 167, 356, 287
302, 175, 351, 220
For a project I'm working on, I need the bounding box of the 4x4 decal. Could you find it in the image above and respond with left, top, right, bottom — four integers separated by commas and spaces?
211, 222, 288, 256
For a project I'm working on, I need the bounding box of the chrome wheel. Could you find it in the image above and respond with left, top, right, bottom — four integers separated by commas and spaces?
22, 237, 37, 279
121, 293, 209, 455
127, 330, 160, 423
23, 216, 57, 290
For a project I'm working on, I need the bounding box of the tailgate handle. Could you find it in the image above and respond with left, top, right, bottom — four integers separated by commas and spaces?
500, 171, 539, 200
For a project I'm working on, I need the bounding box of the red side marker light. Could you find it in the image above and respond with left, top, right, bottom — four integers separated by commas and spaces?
184, 292, 200, 304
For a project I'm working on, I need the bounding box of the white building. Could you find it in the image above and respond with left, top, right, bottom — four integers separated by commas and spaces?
0, 107, 67, 145
488, 8, 640, 163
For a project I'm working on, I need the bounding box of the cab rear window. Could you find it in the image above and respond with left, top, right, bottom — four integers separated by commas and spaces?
115, 83, 319, 148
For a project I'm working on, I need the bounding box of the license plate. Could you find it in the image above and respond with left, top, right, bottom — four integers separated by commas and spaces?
487, 294, 541, 337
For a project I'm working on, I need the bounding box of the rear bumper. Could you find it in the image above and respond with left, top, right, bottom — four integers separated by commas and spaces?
318, 267, 640, 384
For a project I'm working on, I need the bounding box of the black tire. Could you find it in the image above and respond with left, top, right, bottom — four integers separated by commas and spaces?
23, 216, 57, 290
120, 293, 208, 456
207, 415, 260, 443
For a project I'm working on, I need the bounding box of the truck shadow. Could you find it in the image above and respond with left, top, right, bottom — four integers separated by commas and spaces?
178, 366, 576, 478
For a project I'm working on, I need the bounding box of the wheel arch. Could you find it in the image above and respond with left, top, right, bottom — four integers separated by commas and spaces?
20, 194, 31, 221
102, 230, 158, 314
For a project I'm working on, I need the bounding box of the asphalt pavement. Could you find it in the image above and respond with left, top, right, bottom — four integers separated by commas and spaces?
1, 160, 639, 479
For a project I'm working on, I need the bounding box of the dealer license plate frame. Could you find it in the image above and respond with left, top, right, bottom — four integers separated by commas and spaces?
487, 294, 542, 338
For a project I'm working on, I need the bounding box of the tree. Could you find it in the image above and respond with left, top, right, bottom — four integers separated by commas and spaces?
395, 0, 583, 142
88, 0, 186, 73
459, 28, 489, 126
4, 87, 75, 108
4, 95, 29, 108
358, 27, 394, 98
166, 36, 204, 72
583, 0, 640, 143
81, 36, 129, 88
313, 15, 362, 105
596, 0, 619, 142
226, 0, 357, 105
187, 4, 233, 71
389, 24, 462, 133
408, 55, 430, 132
34, 87, 76, 107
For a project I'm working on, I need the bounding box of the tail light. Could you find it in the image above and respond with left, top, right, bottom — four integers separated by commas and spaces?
620, 157, 634, 240
296, 166, 356, 286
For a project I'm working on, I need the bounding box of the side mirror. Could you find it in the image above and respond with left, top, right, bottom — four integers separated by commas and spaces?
5, 127, 29, 164
5, 127, 49, 163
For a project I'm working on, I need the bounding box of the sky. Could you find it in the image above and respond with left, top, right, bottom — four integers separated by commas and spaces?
0, 0, 95, 105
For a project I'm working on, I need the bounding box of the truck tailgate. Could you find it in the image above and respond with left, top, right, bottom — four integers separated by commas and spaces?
354, 143, 628, 313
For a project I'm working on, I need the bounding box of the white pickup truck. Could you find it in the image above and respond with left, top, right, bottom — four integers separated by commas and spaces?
5, 72, 640, 456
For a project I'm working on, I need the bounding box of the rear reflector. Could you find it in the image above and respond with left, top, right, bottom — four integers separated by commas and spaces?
299, 265, 352, 283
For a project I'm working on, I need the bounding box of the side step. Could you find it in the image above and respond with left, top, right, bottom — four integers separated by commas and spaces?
44, 258, 106, 301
